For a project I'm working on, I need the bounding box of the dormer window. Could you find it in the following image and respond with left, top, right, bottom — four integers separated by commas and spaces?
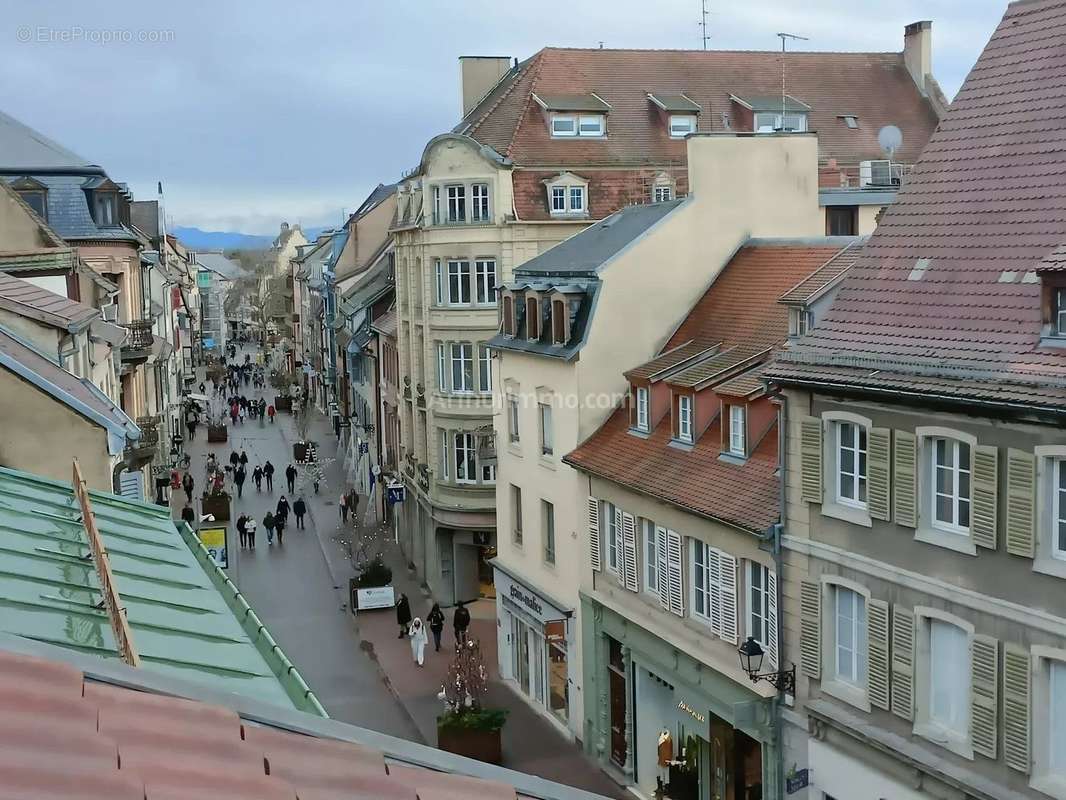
1056, 288, 1066, 336
93, 192, 119, 227
677, 394, 694, 443
550, 113, 605, 138
728, 404, 747, 457
526, 294, 540, 340
501, 293, 516, 336
669, 115, 697, 138
551, 116, 577, 137
12, 177, 47, 220
788, 307, 813, 338
634, 386, 649, 432
551, 298, 567, 345
755, 112, 808, 133
544, 172, 589, 218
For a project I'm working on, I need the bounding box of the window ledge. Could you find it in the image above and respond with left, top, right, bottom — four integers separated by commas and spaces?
821, 501, 873, 529
507, 443, 522, 458
1033, 555, 1066, 580
548, 212, 590, 220
912, 721, 974, 761
627, 427, 651, 439
914, 526, 977, 557
718, 452, 747, 466
1038, 336, 1066, 350
820, 678, 871, 713
669, 439, 694, 452
539, 456, 557, 471
1030, 772, 1066, 800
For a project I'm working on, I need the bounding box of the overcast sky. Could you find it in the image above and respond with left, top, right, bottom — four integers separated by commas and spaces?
2, 1, 1007, 235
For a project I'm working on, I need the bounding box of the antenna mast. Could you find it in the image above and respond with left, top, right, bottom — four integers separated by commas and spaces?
777, 32, 808, 130
699, 0, 710, 50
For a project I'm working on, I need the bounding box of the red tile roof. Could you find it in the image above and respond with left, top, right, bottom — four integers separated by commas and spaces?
770, 0, 1066, 406
459, 47, 940, 168
0, 647, 571, 800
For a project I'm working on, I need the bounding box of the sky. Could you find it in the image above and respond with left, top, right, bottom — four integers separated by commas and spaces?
1, 0, 1008, 235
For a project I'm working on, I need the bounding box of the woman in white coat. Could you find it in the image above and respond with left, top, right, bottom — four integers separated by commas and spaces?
408, 617, 428, 666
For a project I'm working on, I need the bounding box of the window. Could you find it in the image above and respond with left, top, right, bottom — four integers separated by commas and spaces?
643, 519, 658, 593
446, 185, 466, 222
754, 112, 808, 133
502, 294, 515, 335
728, 405, 746, 456
635, 386, 649, 431
551, 186, 566, 212
471, 183, 490, 222
542, 500, 556, 564
447, 260, 470, 304
475, 260, 497, 305
1055, 459, 1066, 561
841, 115, 859, 129
482, 462, 496, 484
677, 395, 693, 443
748, 562, 772, 649
1051, 660, 1066, 776
511, 485, 523, 544
789, 307, 813, 337
569, 186, 585, 212
826, 206, 858, 236
539, 402, 553, 456
16, 189, 46, 219
434, 260, 444, 305
833, 587, 867, 687
690, 540, 737, 641
578, 115, 605, 137
94, 192, 118, 227
837, 421, 868, 508
928, 620, 970, 737
605, 503, 620, 573
551, 115, 577, 137
436, 343, 447, 391
653, 184, 673, 203
931, 437, 971, 533
1057, 289, 1066, 336
439, 430, 449, 480
478, 344, 492, 392
526, 296, 540, 339
548, 184, 587, 216
432, 185, 441, 224
450, 343, 473, 393
669, 115, 697, 138
507, 394, 520, 443
454, 432, 476, 483
551, 298, 567, 345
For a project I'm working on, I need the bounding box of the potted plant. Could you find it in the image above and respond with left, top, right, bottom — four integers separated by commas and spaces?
200, 462, 231, 522
292, 407, 316, 462
348, 554, 395, 611
436, 638, 507, 764
269, 369, 298, 413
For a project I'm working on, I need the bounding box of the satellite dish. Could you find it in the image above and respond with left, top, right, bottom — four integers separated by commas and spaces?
878, 125, 903, 159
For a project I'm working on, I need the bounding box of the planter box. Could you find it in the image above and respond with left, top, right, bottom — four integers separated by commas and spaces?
436, 722, 502, 765
201, 493, 231, 523
293, 441, 317, 463
207, 425, 228, 443
275, 396, 292, 413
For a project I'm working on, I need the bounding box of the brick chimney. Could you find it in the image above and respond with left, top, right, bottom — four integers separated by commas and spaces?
904, 20, 933, 96
458, 56, 513, 118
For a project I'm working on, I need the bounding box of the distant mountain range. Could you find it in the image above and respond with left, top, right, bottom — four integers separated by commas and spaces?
172, 226, 330, 252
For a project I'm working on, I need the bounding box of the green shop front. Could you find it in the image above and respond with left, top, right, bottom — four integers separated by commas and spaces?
582, 595, 779, 800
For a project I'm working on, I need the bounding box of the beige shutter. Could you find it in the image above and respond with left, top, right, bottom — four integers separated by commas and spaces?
621, 512, 639, 592
718, 551, 739, 646
890, 606, 914, 721
893, 431, 917, 528
656, 526, 669, 610
972, 445, 999, 550
587, 497, 601, 571
800, 417, 823, 504
1005, 449, 1036, 558
868, 428, 892, 521
766, 570, 779, 669
799, 580, 821, 680
1003, 644, 1032, 773
867, 599, 890, 711
970, 634, 999, 759
666, 530, 684, 617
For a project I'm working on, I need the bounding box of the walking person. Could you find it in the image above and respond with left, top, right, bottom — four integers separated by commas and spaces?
427, 603, 445, 652
182, 472, 194, 503
239, 449, 249, 469
245, 516, 257, 548
267, 404, 276, 424
276, 495, 290, 525
408, 617, 428, 667
236, 515, 248, 549
180, 502, 196, 529
229, 450, 240, 470
263, 510, 275, 545
264, 461, 275, 492
293, 496, 307, 530
339, 492, 348, 525
185, 408, 198, 441
285, 463, 297, 494
396, 593, 412, 639
234, 465, 246, 498
252, 465, 264, 492
348, 489, 360, 523
274, 512, 286, 545
453, 601, 470, 645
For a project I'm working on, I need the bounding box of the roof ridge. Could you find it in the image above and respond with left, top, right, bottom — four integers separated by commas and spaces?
474, 52, 545, 158
537, 45, 904, 57
465, 53, 541, 140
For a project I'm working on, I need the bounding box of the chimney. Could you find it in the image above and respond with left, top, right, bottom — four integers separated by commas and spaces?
903, 20, 933, 95
458, 56, 513, 118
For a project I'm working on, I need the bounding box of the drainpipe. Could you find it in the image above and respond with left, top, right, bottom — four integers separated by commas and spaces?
773, 389, 790, 799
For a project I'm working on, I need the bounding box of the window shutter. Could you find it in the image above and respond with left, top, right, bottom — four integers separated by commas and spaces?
800, 417, 823, 503
706, 547, 723, 635
867, 599, 890, 711
972, 445, 999, 550
614, 506, 624, 576
718, 552, 738, 645
656, 526, 669, 610
868, 428, 892, 521
666, 530, 684, 617
766, 569, 779, 669
799, 580, 821, 680
970, 634, 998, 759
621, 512, 639, 592
586, 497, 601, 571
890, 606, 914, 721
1005, 449, 1036, 558
893, 431, 917, 528
1003, 644, 1031, 773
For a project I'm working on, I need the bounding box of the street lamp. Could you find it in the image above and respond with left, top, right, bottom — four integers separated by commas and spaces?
737, 637, 795, 694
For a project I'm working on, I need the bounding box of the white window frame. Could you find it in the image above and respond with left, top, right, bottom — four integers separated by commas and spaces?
1035, 446, 1066, 579
754, 111, 808, 133
551, 186, 566, 212
454, 432, 477, 484
642, 518, 658, 594
436, 343, 447, 392
930, 436, 972, 536
507, 393, 520, 444
475, 259, 497, 305
747, 562, 771, 649
578, 115, 605, 137
569, 185, 585, 212
548, 182, 587, 216
478, 344, 492, 393
482, 461, 496, 484
434, 259, 444, 305
439, 429, 449, 480
511, 484, 523, 545
728, 405, 746, 457
653, 184, 673, 203
913, 607, 974, 759
836, 420, 868, 509
605, 502, 620, 574
446, 260, 470, 305
539, 402, 553, 457
821, 412, 874, 528
635, 386, 649, 432
669, 114, 697, 138
542, 499, 556, 564
677, 395, 693, 443
446, 184, 466, 222
450, 343, 473, 393
551, 115, 576, 137
432, 185, 441, 224
1054, 458, 1066, 562
1032, 646, 1066, 796
819, 578, 871, 712
471, 183, 490, 222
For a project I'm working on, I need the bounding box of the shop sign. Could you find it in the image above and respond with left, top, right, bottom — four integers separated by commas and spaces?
197, 526, 228, 569
386, 482, 406, 505
785, 768, 809, 794
677, 700, 706, 724
545, 620, 566, 643
355, 585, 395, 610
494, 567, 568, 627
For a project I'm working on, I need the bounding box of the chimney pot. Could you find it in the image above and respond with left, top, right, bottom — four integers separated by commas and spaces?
903, 20, 933, 96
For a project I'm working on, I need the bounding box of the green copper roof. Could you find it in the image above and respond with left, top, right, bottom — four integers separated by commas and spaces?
0, 466, 324, 716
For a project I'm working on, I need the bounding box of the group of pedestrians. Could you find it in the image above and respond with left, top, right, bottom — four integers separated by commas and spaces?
396, 594, 470, 667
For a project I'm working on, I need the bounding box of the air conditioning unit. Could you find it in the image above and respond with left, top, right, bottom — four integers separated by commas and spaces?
859, 159, 893, 188
102, 304, 119, 323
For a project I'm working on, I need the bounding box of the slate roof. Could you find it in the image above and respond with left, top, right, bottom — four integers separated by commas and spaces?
191, 251, 242, 281
0, 270, 98, 332
0, 110, 94, 170
767, 0, 1066, 410
347, 182, 397, 224
456, 46, 940, 167
1, 175, 139, 243
0, 637, 608, 800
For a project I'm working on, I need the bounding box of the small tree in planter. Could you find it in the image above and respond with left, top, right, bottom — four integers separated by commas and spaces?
200, 462, 231, 522
436, 638, 507, 764
269, 368, 298, 413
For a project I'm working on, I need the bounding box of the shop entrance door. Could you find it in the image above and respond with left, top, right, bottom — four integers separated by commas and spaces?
607, 637, 628, 768
512, 616, 530, 695
709, 712, 763, 800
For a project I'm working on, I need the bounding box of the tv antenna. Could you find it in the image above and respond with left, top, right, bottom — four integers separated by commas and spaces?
699, 0, 711, 50
777, 32, 808, 130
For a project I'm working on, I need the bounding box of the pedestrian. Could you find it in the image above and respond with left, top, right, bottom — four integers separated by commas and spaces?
199, 381, 206, 394
246, 516, 257, 548
264, 461, 275, 492
181, 502, 196, 528
276, 495, 290, 523
293, 496, 307, 529
408, 617, 428, 667
339, 492, 348, 525
348, 489, 360, 521
267, 404, 276, 424
285, 463, 297, 494
182, 472, 194, 503
274, 512, 286, 545
396, 594, 412, 639
238, 405, 246, 425
236, 515, 248, 549
453, 600, 470, 644
185, 409, 197, 441
229, 450, 240, 470
252, 465, 264, 492
234, 466, 246, 498
427, 603, 445, 652
230, 402, 239, 426
264, 510, 275, 544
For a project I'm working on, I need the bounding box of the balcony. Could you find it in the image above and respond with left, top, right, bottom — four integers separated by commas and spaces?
124, 415, 160, 468
120, 320, 154, 366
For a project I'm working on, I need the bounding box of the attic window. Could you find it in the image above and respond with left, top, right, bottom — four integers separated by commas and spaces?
502, 293, 516, 336
551, 114, 605, 138
16, 188, 47, 219
669, 115, 697, 138
1056, 288, 1066, 337
839, 115, 859, 129
755, 112, 808, 133
551, 298, 567, 345
93, 192, 119, 227
526, 295, 540, 340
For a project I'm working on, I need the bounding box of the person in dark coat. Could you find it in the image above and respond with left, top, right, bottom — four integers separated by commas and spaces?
453, 601, 471, 644
239, 450, 249, 468
199, 381, 206, 394
396, 594, 412, 639
339, 492, 348, 524
348, 489, 360, 520
293, 496, 307, 529
182, 472, 194, 503
285, 463, 297, 494
234, 466, 246, 498
252, 465, 264, 492
263, 510, 276, 544
264, 461, 275, 492
274, 512, 286, 545
185, 408, 198, 440
180, 503, 196, 528
427, 603, 445, 652
276, 495, 290, 523
229, 450, 240, 469
236, 515, 248, 549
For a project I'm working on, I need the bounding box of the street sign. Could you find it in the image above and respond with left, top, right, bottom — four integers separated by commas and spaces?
386, 483, 406, 505
354, 586, 395, 611
197, 526, 228, 569
785, 768, 809, 794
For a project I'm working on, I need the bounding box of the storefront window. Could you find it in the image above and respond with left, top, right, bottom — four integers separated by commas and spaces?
549, 639, 568, 724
